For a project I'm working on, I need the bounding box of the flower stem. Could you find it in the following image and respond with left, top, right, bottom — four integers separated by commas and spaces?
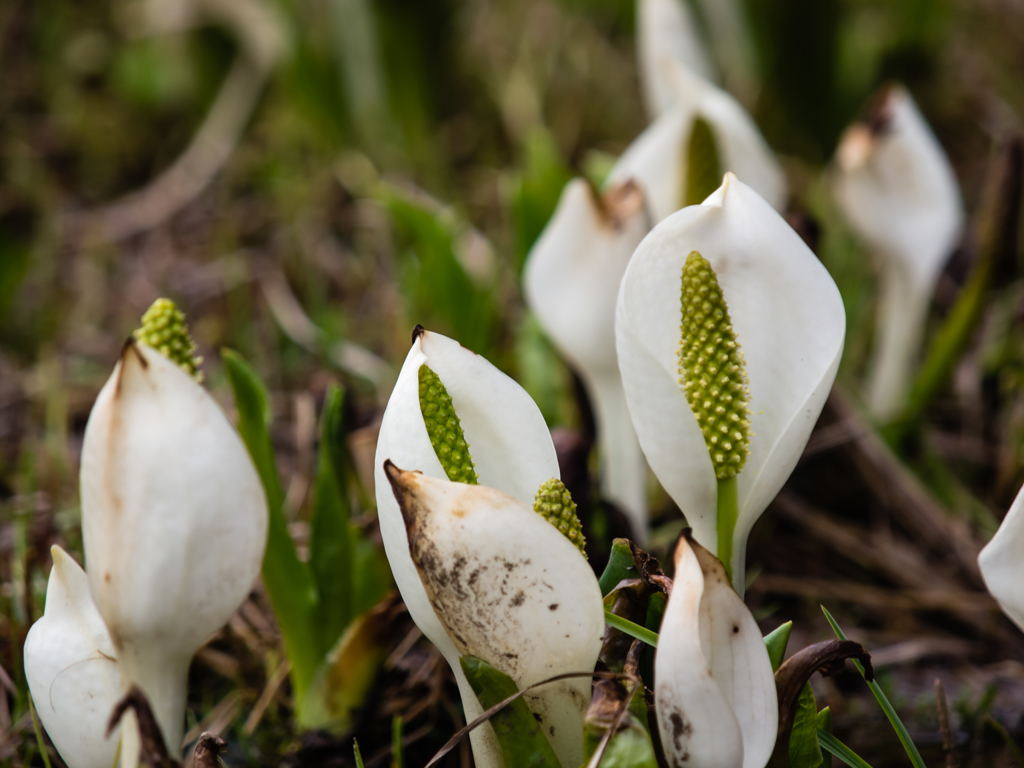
716, 475, 739, 587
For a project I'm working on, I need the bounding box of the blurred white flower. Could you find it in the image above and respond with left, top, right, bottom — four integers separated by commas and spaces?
831, 84, 964, 420
655, 531, 777, 768
608, 60, 786, 223
637, 0, 715, 118
616, 173, 845, 591
524, 179, 650, 539
980, 484, 1024, 634
373, 328, 562, 768
383, 464, 603, 768
81, 339, 268, 765
24, 546, 122, 768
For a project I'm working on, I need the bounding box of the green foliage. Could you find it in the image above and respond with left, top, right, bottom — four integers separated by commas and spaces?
460, 656, 562, 768
223, 350, 391, 726
816, 729, 874, 768
583, 683, 659, 768
380, 186, 501, 361
822, 606, 926, 768
789, 684, 823, 768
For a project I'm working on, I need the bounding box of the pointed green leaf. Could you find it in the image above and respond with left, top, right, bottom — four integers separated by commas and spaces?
765, 621, 794, 672
460, 657, 562, 768
310, 384, 355, 649
788, 684, 823, 768
222, 348, 323, 699
816, 708, 832, 768
599, 539, 637, 596
817, 729, 873, 768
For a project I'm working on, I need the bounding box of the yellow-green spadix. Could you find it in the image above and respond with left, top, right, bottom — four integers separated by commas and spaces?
23, 546, 122, 768
655, 531, 778, 768
374, 328, 563, 768
615, 174, 845, 592
384, 463, 603, 768
81, 330, 268, 767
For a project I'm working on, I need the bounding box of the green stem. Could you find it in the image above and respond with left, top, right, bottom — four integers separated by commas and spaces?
717, 476, 739, 587
604, 609, 660, 647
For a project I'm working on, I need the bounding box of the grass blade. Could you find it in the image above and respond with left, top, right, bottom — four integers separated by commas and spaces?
222, 348, 324, 698
604, 609, 659, 647
28, 695, 53, 768
821, 606, 926, 768
817, 729, 874, 768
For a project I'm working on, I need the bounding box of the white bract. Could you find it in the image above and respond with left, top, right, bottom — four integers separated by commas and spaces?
616, 173, 845, 591
655, 532, 777, 768
374, 328, 562, 768
81, 340, 268, 766
24, 546, 122, 768
523, 180, 650, 539
384, 465, 603, 768
831, 85, 964, 420
980, 484, 1024, 634
637, 0, 715, 118
608, 60, 786, 223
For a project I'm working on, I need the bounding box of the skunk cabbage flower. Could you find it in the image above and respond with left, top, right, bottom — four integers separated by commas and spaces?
656, 531, 777, 768
616, 174, 845, 592
81, 301, 268, 765
374, 328, 562, 768
608, 61, 786, 223
831, 85, 964, 420
524, 179, 650, 538
24, 546, 122, 768
637, 0, 715, 118
384, 464, 603, 768
980, 484, 1024, 634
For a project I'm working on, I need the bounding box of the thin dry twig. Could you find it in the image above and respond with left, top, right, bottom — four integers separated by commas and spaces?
935, 679, 959, 768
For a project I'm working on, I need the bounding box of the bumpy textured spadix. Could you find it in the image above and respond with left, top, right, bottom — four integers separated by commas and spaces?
679, 251, 750, 479
533, 478, 586, 557
419, 364, 478, 484
375, 329, 561, 768
134, 298, 203, 381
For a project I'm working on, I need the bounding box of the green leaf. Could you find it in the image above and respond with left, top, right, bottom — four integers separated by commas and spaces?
222, 349, 323, 700
765, 621, 794, 672
788, 684, 823, 768
392, 715, 404, 768
821, 607, 926, 768
310, 384, 355, 649
599, 539, 637, 597
816, 707, 833, 768
460, 657, 562, 768
354, 739, 366, 768
604, 610, 659, 648
584, 719, 659, 768
817, 729, 874, 768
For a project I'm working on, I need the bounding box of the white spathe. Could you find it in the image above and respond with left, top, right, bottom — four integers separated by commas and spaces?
980, 484, 1024, 634
81, 341, 268, 766
523, 179, 650, 540
385, 465, 603, 768
831, 85, 963, 421
24, 546, 122, 768
616, 174, 845, 591
608, 61, 786, 223
373, 329, 561, 768
655, 532, 777, 768
637, 0, 715, 118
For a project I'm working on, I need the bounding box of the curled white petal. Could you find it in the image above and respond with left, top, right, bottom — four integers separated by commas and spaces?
385, 464, 603, 768
24, 546, 122, 768
616, 174, 845, 587
637, 0, 715, 118
609, 61, 786, 223
655, 533, 777, 768
831, 85, 963, 420
81, 341, 268, 757
524, 179, 650, 537
980, 485, 1024, 633
374, 329, 561, 768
